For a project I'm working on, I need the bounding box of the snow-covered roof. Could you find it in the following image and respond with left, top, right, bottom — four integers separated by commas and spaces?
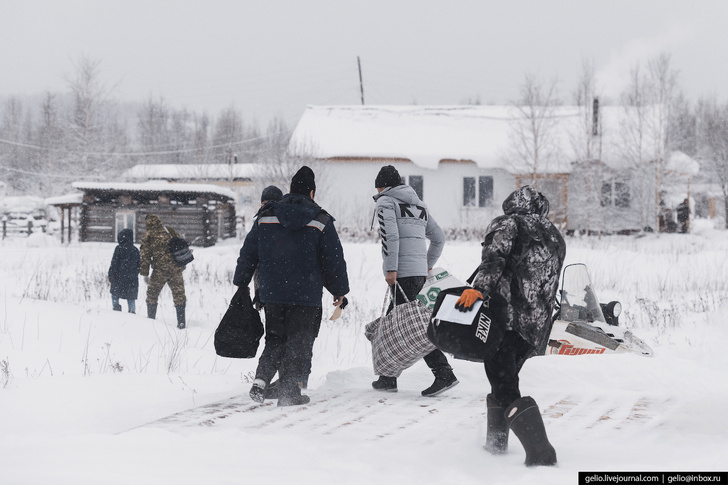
72, 181, 236, 200
121, 163, 264, 181
289, 105, 663, 173
666, 151, 700, 176
44, 193, 83, 206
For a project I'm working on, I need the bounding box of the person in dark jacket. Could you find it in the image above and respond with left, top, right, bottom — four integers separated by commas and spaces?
371, 165, 458, 397
108, 228, 140, 313
234, 166, 350, 406
140, 214, 187, 329
253, 185, 284, 311
455, 185, 566, 467
676, 198, 690, 233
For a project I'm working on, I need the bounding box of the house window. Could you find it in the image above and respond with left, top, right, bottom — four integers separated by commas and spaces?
408, 175, 423, 200
115, 211, 136, 240
463, 176, 493, 207
478, 176, 494, 207
464, 177, 476, 206
601, 180, 630, 208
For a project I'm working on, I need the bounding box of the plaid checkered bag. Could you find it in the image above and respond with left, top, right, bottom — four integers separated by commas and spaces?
365, 284, 436, 378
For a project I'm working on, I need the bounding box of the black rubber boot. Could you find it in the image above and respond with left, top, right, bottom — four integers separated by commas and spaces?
485, 393, 509, 454
372, 376, 398, 392
113, 304, 122, 312
175, 305, 186, 329
147, 303, 157, 320
505, 396, 557, 467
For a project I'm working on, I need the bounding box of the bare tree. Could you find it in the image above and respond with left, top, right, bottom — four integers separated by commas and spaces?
137, 95, 171, 161
668, 93, 697, 157
696, 97, 728, 228
194, 113, 211, 164
568, 58, 605, 233
169, 108, 194, 165
36, 92, 65, 193
0, 96, 30, 192
619, 53, 681, 231
212, 105, 244, 165
508, 73, 562, 179
64, 55, 123, 178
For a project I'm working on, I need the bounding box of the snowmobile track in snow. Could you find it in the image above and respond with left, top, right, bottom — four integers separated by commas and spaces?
540, 394, 670, 434
131, 387, 676, 440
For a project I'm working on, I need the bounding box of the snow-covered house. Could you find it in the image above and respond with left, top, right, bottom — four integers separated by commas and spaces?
50, 181, 237, 246
289, 105, 697, 234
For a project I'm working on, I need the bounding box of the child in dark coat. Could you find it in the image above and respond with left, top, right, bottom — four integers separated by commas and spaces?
108, 228, 141, 313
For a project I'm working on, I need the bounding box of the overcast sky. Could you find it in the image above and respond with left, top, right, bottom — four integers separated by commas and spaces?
2, 1, 728, 126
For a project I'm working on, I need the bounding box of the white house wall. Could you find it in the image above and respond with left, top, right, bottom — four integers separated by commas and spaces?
314, 160, 515, 232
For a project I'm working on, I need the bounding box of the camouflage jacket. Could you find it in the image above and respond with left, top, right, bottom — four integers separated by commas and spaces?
140, 214, 182, 276
472, 186, 566, 355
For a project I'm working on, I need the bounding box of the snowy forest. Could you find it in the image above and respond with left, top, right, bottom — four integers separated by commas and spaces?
0, 56, 293, 197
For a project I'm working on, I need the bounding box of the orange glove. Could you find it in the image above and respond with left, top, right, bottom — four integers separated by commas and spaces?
455, 289, 484, 312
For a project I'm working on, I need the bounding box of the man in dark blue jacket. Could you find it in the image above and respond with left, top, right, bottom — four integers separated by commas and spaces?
234, 166, 349, 406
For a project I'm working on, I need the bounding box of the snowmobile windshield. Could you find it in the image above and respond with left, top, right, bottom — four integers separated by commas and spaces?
558, 263, 607, 324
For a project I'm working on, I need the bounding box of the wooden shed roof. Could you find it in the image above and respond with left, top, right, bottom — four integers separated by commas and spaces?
71, 181, 236, 201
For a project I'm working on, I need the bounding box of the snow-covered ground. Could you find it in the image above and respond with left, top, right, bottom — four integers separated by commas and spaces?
1, 222, 727, 485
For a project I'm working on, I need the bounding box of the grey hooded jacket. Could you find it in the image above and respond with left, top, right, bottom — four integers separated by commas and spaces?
373, 184, 445, 278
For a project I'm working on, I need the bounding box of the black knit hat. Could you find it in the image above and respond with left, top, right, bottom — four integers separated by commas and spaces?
375, 165, 403, 188
290, 166, 316, 196
261, 185, 283, 203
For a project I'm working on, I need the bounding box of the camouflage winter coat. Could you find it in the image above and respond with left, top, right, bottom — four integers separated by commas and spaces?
140, 214, 183, 276
471, 186, 566, 355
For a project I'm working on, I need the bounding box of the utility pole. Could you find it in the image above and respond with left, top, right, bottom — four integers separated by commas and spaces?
357, 56, 365, 105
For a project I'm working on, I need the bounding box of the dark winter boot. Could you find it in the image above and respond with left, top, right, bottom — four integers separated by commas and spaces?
147, 303, 157, 320
249, 379, 267, 403
175, 305, 186, 329
113, 304, 122, 312
277, 381, 310, 407
505, 396, 557, 467
372, 376, 398, 392
266, 377, 308, 400
264, 379, 280, 400
421, 369, 459, 397
484, 393, 509, 454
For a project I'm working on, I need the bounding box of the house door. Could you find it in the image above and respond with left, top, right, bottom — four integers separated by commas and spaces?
115, 211, 136, 241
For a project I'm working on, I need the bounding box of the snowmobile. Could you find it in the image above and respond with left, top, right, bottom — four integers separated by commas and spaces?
547, 263, 653, 357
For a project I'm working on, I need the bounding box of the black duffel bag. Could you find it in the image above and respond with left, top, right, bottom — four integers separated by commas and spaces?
426, 285, 508, 362
214, 286, 264, 358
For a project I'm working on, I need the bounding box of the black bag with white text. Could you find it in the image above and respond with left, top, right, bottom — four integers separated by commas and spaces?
426, 285, 508, 362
